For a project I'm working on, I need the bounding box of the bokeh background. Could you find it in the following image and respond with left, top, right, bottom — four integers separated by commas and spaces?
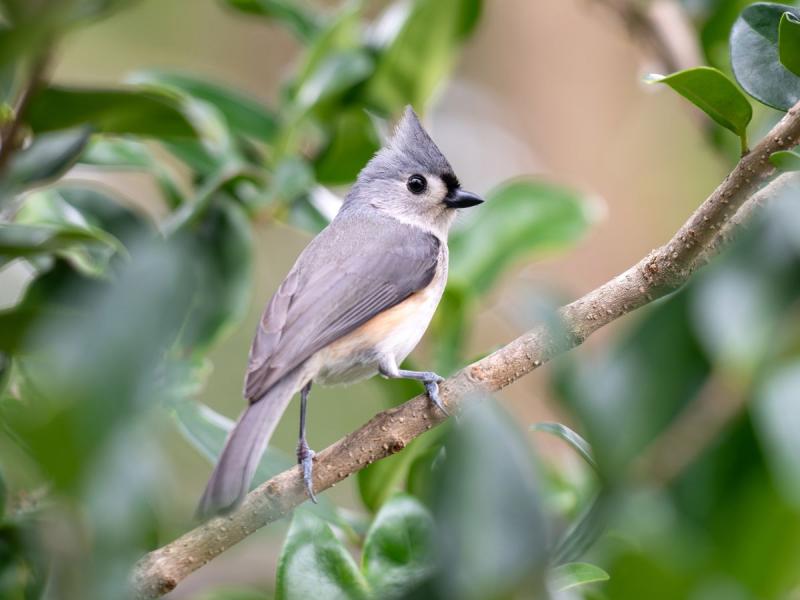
2, 0, 800, 598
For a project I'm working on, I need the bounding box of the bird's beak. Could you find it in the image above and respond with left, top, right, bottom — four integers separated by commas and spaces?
445, 189, 484, 209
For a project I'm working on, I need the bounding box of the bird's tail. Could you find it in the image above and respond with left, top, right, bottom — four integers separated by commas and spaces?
196, 369, 301, 519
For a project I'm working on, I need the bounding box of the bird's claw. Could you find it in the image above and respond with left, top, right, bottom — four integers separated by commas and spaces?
297, 440, 318, 504
424, 376, 449, 416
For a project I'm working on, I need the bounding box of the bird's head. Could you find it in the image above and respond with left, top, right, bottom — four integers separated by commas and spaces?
345, 106, 483, 235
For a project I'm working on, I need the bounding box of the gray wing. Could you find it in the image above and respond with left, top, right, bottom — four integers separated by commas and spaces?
244, 214, 441, 402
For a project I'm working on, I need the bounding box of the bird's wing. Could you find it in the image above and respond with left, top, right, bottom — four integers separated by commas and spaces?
244, 216, 441, 402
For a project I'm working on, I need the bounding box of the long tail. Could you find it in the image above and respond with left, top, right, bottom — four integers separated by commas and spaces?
197, 369, 302, 519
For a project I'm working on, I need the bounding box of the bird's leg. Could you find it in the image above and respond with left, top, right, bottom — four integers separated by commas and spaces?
296, 380, 317, 503
379, 360, 448, 416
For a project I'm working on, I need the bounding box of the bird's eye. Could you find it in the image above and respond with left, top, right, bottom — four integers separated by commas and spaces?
407, 174, 427, 195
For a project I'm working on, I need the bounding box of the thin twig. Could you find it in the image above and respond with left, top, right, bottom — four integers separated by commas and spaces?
0, 52, 50, 174
130, 102, 800, 599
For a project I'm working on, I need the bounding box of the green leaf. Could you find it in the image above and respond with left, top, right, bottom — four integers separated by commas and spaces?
433, 400, 549, 598
293, 49, 373, 115
530, 422, 598, 472
361, 494, 436, 598
80, 137, 185, 207
780, 11, 800, 77
753, 362, 800, 505
276, 511, 369, 600
0, 223, 120, 262
731, 3, 800, 111
646, 67, 752, 147
770, 149, 800, 170
171, 394, 342, 524
172, 395, 293, 485
550, 562, 610, 592
313, 109, 380, 185
428, 287, 469, 373
292, 4, 361, 92
4, 127, 91, 190
175, 197, 253, 351
265, 157, 315, 210
0, 465, 5, 518
27, 86, 197, 139
449, 179, 592, 295
13, 189, 127, 276
357, 427, 444, 512
365, 0, 479, 112
55, 185, 152, 245
223, 0, 320, 42
128, 70, 278, 142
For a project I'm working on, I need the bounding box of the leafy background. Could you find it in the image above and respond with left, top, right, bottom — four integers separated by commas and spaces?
1, 0, 800, 599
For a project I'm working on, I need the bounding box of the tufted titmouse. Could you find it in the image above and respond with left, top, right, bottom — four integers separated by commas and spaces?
197, 106, 483, 517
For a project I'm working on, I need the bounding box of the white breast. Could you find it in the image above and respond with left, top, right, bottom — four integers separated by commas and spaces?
308, 244, 449, 386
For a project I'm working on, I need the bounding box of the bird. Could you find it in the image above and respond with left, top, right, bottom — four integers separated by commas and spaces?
197, 106, 484, 518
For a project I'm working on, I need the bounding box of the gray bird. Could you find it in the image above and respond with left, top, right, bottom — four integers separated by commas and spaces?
197, 106, 484, 517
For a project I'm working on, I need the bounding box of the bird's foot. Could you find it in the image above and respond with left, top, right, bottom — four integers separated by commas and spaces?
424, 374, 449, 416
296, 439, 318, 504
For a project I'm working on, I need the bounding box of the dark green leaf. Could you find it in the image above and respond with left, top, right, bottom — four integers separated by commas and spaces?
365, 0, 479, 112
0, 351, 9, 401
56, 185, 153, 245
433, 400, 548, 599
357, 428, 444, 512
27, 86, 196, 139
129, 70, 278, 142
276, 511, 369, 600
531, 422, 598, 472
2, 236, 194, 490
550, 562, 610, 592
731, 3, 800, 111
361, 494, 436, 598
553, 290, 710, 474
449, 179, 592, 295
780, 11, 800, 77
4, 127, 91, 190
646, 67, 752, 145
223, 0, 320, 42
0, 463, 5, 518
175, 197, 253, 351
770, 149, 800, 170
313, 109, 380, 185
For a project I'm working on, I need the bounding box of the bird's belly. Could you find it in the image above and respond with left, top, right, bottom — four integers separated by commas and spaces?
309, 282, 443, 386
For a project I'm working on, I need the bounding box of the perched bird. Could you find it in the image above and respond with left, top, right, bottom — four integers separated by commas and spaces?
197, 106, 484, 517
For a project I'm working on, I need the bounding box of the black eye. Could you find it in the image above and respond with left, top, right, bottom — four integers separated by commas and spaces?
407, 174, 427, 194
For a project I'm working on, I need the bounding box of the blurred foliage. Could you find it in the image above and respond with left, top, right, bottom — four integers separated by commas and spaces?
0, 0, 798, 599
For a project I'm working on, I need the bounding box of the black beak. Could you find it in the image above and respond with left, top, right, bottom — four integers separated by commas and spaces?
445, 189, 484, 209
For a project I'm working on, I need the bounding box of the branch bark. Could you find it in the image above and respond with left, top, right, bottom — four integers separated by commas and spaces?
130, 102, 800, 599
589, 0, 701, 73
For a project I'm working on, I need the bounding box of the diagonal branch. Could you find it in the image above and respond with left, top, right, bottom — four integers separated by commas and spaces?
589, 0, 701, 73
130, 102, 800, 599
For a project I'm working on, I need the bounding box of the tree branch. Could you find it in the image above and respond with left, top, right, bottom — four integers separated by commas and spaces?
589, 0, 701, 73
130, 102, 800, 599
